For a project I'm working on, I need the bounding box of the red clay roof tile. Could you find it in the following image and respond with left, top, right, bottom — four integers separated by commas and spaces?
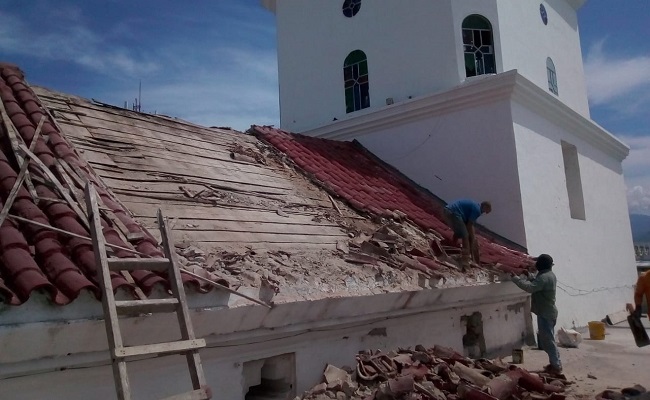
0, 63, 200, 306
253, 126, 532, 273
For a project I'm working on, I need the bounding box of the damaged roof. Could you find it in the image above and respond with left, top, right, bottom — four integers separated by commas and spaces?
0, 63, 532, 309
252, 126, 532, 273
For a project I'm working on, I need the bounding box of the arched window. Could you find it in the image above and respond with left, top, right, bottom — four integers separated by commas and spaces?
344, 50, 370, 113
462, 15, 496, 77
547, 57, 558, 95
342, 0, 361, 18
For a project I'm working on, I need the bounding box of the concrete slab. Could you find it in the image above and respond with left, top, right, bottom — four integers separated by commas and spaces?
516, 320, 650, 397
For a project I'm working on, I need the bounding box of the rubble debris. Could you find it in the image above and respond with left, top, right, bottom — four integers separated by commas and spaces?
229, 142, 267, 165
598, 385, 648, 400
296, 345, 569, 400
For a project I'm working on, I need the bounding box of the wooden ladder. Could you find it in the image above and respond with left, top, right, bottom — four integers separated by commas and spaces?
85, 184, 211, 400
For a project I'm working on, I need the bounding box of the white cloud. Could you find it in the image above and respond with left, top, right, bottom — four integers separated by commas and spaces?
0, 11, 158, 77
94, 46, 280, 131
621, 135, 650, 215
0, 5, 280, 131
584, 41, 650, 109
627, 186, 650, 215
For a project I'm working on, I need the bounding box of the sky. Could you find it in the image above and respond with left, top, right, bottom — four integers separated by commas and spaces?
0, 1, 649, 215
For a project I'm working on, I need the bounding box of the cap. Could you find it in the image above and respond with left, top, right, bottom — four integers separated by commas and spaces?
534, 254, 554, 270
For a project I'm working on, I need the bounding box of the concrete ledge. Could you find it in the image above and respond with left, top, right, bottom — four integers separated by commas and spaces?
0, 282, 529, 377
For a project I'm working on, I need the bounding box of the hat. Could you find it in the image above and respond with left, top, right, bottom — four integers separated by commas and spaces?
534, 254, 554, 270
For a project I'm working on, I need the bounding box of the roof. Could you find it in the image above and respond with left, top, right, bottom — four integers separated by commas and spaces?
0, 62, 532, 311
0, 63, 179, 305
252, 126, 532, 272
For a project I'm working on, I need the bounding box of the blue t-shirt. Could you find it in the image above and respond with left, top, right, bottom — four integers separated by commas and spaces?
446, 199, 481, 223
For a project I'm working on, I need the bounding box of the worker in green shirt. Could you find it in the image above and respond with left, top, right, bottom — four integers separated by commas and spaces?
511, 253, 562, 374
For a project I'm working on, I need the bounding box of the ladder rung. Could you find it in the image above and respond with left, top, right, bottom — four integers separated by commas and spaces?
161, 388, 211, 400
114, 339, 206, 359
115, 298, 179, 315
107, 257, 171, 271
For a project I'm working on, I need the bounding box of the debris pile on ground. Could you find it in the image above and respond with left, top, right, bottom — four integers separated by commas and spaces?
597, 385, 649, 400
296, 345, 570, 400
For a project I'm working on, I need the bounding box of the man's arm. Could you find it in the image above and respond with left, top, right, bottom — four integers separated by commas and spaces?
511, 275, 546, 294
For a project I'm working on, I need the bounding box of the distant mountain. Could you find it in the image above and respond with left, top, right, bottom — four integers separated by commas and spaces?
630, 214, 650, 242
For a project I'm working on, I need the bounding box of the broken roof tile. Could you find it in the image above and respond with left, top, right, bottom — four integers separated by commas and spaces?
0, 63, 202, 306
253, 126, 532, 273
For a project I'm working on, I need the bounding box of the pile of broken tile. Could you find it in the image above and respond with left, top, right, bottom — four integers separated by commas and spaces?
597, 385, 649, 400
297, 345, 570, 400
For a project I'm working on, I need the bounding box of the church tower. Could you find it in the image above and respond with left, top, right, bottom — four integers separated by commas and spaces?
262, 0, 589, 132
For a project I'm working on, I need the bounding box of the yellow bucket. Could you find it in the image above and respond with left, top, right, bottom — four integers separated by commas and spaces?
588, 321, 606, 340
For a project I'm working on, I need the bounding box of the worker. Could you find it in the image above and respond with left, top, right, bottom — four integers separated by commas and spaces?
511, 254, 562, 375
626, 270, 650, 320
442, 199, 491, 264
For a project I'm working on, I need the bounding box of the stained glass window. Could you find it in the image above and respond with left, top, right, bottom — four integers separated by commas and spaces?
342, 0, 361, 18
343, 50, 370, 113
462, 15, 496, 77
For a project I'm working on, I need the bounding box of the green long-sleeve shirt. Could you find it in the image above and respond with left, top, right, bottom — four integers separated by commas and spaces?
512, 269, 558, 321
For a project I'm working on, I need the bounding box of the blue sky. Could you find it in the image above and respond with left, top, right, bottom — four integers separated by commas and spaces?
1, 1, 649, 214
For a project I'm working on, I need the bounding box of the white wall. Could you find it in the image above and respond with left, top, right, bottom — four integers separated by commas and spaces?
494, 0, 590, 116
355, 100, 527, 246
512, 103, 637, 328
270, 0, 589, 132
300, 71, 635, 330
275, 0, 459, 132
0, 285, 530, 400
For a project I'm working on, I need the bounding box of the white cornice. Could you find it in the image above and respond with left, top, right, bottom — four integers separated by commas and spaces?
510, 73, 628, 161
304, 70, 629, 162
306, 71, 519, 140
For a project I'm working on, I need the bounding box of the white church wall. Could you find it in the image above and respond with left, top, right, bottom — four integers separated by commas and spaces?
275, 1, 463, 132
353, 100, 528, 246
270, 0, 590, 133
0, 286, 530, 399
512, 102, 637, 328
494, 0, 590, 116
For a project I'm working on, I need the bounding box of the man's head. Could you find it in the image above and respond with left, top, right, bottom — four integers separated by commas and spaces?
480, 201, 492, 215
535, 254, 554, 271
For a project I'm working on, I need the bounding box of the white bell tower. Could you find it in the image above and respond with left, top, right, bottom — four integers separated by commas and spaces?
262, 0, 589, 132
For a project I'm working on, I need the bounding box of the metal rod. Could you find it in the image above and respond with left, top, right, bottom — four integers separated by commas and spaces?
178, 268, 272, 308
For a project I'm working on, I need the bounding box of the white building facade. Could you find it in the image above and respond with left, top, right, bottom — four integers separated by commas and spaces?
262, 0, 637, 328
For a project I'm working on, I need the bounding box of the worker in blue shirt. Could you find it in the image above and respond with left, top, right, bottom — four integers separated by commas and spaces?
443, 199, 492, 264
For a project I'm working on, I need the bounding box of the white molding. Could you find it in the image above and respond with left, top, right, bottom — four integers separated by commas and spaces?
303, 70, 629, 162
510, 74, 629, 161
305, 71, 519, 140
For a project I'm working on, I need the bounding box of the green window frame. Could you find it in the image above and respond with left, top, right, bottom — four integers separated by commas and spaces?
547, 57, 558, 95
342, 0, 361, 18
343, 50, 370, 113
462, 15, 496, 77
